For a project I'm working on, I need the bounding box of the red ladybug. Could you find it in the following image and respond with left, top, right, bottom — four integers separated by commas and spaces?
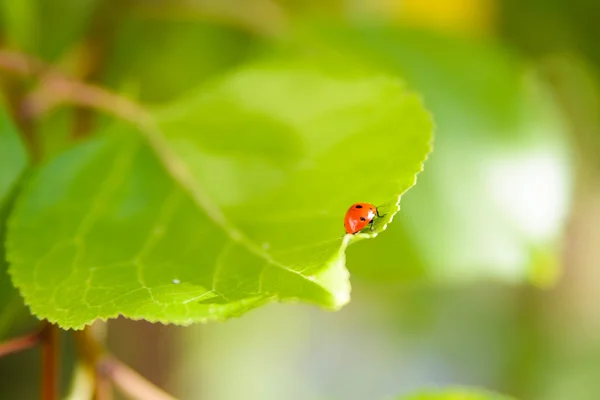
344, 203, 385, 234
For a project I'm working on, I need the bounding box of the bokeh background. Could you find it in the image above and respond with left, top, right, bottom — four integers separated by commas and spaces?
1, 0, 600, 399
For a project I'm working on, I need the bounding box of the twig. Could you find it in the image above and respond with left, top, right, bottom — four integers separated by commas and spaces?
0, 323, 61, 399
0, 328, 41, 358
0, 49, 45, 76
89, 322, 113, 400
73, 328, 177, 400
96, 371, 114, 400
0, 324, 61, 399
0, 49, 145, 124
40, 322, 60, 400
98, 357, 177, 400
22, 72, 145, 124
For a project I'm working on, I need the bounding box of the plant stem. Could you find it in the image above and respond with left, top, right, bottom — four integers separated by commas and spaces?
40, 322, 60, 400
0, 324, 62, 399
73, 328, 177, 400
0, 49, 145, 123
0, 328, 41, 358
95, 370, 114, 400
98, 357, 177, 400
89, 322, 113, 400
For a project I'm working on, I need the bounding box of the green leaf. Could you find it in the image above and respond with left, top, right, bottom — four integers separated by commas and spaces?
0, 106, 29, 338
0, 107, 28, 208
7, 61, 433, 329
0, 202, 29, 339
399, 387, 516, 400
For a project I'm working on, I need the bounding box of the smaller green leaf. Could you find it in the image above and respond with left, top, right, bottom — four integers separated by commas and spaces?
0, 106, 30, 338
0, 107, 28, 207
399, 387, 517, 400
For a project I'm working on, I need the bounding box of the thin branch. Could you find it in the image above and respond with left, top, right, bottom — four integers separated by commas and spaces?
0, 328, 41, 358
95, 371, 114, 400
0, 49, 145, 123
0, 323, 61, 400
89, 322, 113, 400
73, 327, 177, 400
98, 357, 177, 400
22, 72, 146, 123
0, 49, 45, 76
40, 322, 60, 400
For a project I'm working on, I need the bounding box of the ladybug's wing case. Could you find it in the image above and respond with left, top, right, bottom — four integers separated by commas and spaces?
344, 203, 376, 234
345, 202, 382, 234
344, 206, 358, 234
344, 215, 359, 234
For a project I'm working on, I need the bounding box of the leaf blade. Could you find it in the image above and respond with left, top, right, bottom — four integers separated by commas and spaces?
0, 106, 29, 337
7, 61, 432, 328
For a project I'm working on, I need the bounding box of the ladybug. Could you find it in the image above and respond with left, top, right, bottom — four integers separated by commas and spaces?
344, 203, 385, 234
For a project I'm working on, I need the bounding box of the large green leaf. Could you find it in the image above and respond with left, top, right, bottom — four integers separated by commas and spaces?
0, 107, 29, 338
7, 61, 432, 329
399, 387, 516, 400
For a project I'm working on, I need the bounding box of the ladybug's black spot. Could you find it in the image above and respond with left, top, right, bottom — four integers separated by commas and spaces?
355, 205, 363, 209
360, 217, 366, 221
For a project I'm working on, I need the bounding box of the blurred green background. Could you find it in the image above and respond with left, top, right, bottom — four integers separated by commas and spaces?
1, 0, 600, 399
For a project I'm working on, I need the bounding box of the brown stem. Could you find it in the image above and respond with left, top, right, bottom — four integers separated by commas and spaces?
0, 49, 146, 124
0, 328, 41, 358
98, 357, 177, 400
0, 49, 45, 76
73, 328, 177, 400
95, 370, 114, 400
89, 322, 113, 400
40, 322, 60, 400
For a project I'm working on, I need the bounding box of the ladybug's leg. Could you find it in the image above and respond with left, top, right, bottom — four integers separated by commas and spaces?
369, 219, 375, 231
376, 208, 386, 218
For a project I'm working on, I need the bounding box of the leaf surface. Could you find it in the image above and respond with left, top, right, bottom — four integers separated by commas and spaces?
0, 107, 29, 337
7, 61, 432, 329
0, 107, 28, 207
